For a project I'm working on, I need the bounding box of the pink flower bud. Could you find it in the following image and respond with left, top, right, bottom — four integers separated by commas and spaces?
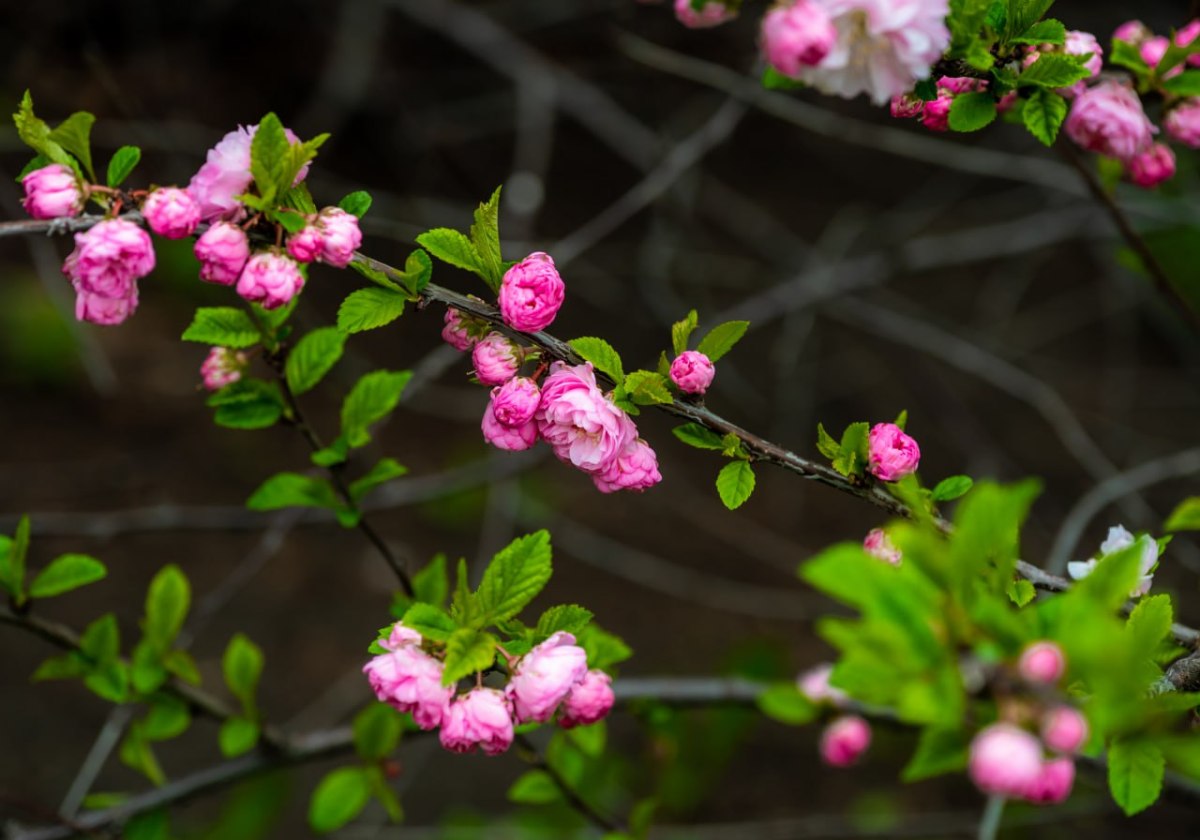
867, 422, 920, 481
797, 663, 848, 705
506, 631, 589, 724
21, 163, 82, 220
670, 350, 715, 394
63, 218, 156, 300
491, 377, 541, 427
820, 715, 871, 767
236, 251, 305, 310
890, 93, 925, 119
1041, 706, 1089, 754
142, 187, 201, 239
536, 362, 636, 474
968, 723, 1044, 797
442, 308, 478, 351
75, 289, 138, 326
674, 0, 736, 29
363, 645, 454, 730
200, 347, 248, 391
482, 401, 539, 451
1023, 757, 1075, 804
472, 332, 523, 386
938, 76, 984, 95
194, 221, 251, 286
1018, 641, 1066, 684
439, 687, 515, 755
919, 94, 952, 132
382, 619, 423, 651
499, 251, 565, 333
761, 2, 837, 76
1113, 20, 1150, 47
996, 91, 1019, 113
1165, 100, 1200, 147
1065, 82, 1157, 162
1141, 35, 1169, 68
1127, 143, 1176, 188
863, 528, 902, 566
316, 207, 362, 268
592, 438, 662, 494
559, 670, 615, 729
286, 224, 324, 263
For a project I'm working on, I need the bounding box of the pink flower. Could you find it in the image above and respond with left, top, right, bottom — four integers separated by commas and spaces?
919, 93, 952, 131
491, 377, 541, 427
1023, 758, 1075, 805
863, 528, 901, 565
791, 0, 951, 105
820, 715, 871, 767
1018, 641, 1065, 684
21, 163, 82, 220
968, 723, 1044, 797
1127, 143, 1176, 188
761, 2, 837, 76
1066, 82, 1157, 162
142, 187, 201, 239
1113, 20, 1150, 46
797, 662, 848, 705
481, 401, 539, 451
674, 0, 736, 28
559, 670, 615, 729
75, 290, 138, 326
506, 631, 589, 724
592, 438, 662, 493
439, 688, 515, 755
472, 332, 523, 386
1141, 36, 1169, 69
670, 350, 715, 394
194, 222, 251, 286
236, 251, 305, 310
1165, 100, 1200, 147
536, 362, 636, 474
63, 218, 156, 300
1041, 706, 1089, 754
316, 207, 362, 268
938, 76, 983, 95
890, 93, 924, 118
381, 620, 423, 651
363, 645, 454, 730
442, 308, 478, 351
286, 224, 324, 263
200, 347, 248, 391
499, 252, 565, 332
1057, 31, 1104, 97
187, 123, 309, 222
867, 422, 920, 481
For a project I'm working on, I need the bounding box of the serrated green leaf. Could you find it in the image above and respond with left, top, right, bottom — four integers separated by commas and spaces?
353, 703, 402, 761
1126, 595, 1173, 658
695, 320, 749, 362
947, 0, 992, 55
285, 327, 345, 395
349, 458, 407, 504
673, 422, 724, 450
13, 91, 75, 171
671, 310, 699, 356
249, 113, 289, 205
624, 370, 673, 405
535, 604, 594, 639
716, 461, 755, 510
338, 190, 373, 218
401, 602, 457, 642
1166, 497, 1200, 532
145, 565, 189, 651
1019, 52, 1091, 88
1010, 18, 1065, 45
337, 287, 407, 334
1004, 0, 1055, 41
569, 337, 624, 384
833, 422, 870, 478
902, 727, 969, 781
507, 770, 562, 804
816, 423, 841, 460
272, 208, 307, 233
948, 93, 997, 132
213, 388, 284, 430
219, 717, 260, 758
756, 683, 817, 725
182, 307, 261, 348
246, 472, 338, 512
1007, 578, 1036, 607
476, 531, 553, 625
341, 370, 413, 448
309, 767, 371, 833
413, 554, 449, 608
470, 186, 504, 290
223, 633, 263, 714
28, 553, 106, 599
416, 228, 484, 279
576, 624, 632, 672
931, 475, 974, 502
1108, 739, 1164, 815
48, 111, 95, 180
441, 627, 498, 685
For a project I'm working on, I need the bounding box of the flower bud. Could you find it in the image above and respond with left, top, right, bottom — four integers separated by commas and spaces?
506, 631, 589, 724
142, 187, 201, 239
316, 207, 362, 268
761, 2, 837, 76
1127, 143, 1176, 189
75, 290, 138, 326
381, 620, 423, 651
820, 715, 871, 767
968, 723, 1044, 797
1018, 641, 1065, 684
890, 93, 924, 119
194, 221, 251, 286
21, 163, 83, 220
442, 308, 476, 351
482, 401, 539, 451
592, 438, 662, 494
439, 687, 514, 755
863, 528, 902, 566
1065, 82, 1156, 162
63, 218, 154, 326
867, 422, 920, 481
236, 251, 305, 310
472, 332, 523, 386
1113, 20, 1151, 47
797, 662, 847, 705
286, 224, 324, 264
1023, 757, 1075, 804
491, 377, 541, 427
200, 347, 248, 391
1041, 706, 1089, 754
559, 670, 615, 728
363, 644, 454, 730
1165, 100, 1200, 148
499, 251, 565, 332
674, 0, 736, 28
919, 94, 952, 131
670, 350, 715, 395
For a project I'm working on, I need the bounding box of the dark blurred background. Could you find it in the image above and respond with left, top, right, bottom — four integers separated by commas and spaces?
1, 0, 1199, 837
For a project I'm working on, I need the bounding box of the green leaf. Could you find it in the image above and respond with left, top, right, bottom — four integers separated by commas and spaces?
249, 113, 289, 205
695, 320, 749, 362
413, 554, 449, 608
349, 458, 408, 504
124, 810, 169, 840
1019, 53, 1091, 88
48, 111, 96, 181
32, 652, 87, 681
569, 337, 624, 384
576, 625, 632, 671
756, 683, 817, 725
1, 515, 30, 602
931, 476, 974, 502
1126, 595, 1173, 657
673, 423, 725, 450
902, 727, 969, 781
246, 472, 338, 512
223, 633, 264, 713
535, 604, 594, 639
1021, 88, 1067, 146
507, 770, 563, 804
816, 423, 841, 460
131, 639, 167, 694
281, 133, 328, 195
341, 370, 413, 448
1004, 0, 1055, 41
671, 310, 699, 356
354, 703, 403, 760
86, 662, 130, 704
219, 717, 260, 758
1166, 497, 1200, 532
947, 0, 992, 54
415, 228, 484, 278
623, 370, 673, 405
400, 603, 457, 642
1010, 18, 1065, 45
28, 553, 106, 599
948, 93, 997, 132
272, 208, 307, 234
286, 327, 345, 395
80, 613, 121, 662
182, 307, 261, 348
13, 91, 75, 171
1007, 578, 1036, 607
716, 461, 756, 510
120, 728, 164, 785
144, 565, 190, 651
476, 530, 553, 624
338, 190, 373, 218
441, 627, 498, 685
396, 249, 433, 298
833, 422, 870, 478
211, 381, 284, 430
141, 696, 190, 742
1110, 39, 1149, 74
469, 186, 504, 290
1108, 739, 1164, 816
309, 767, 371, 834
336, 287, 407, 334
164, 649, 201, 685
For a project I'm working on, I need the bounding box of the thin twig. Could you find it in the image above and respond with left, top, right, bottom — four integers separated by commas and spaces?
513, 733, 623, 833
977, 796, 1007, 840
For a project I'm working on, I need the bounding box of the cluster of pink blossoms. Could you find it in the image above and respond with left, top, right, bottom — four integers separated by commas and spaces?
364, 622, 614, 756
443, 252, 661, 494
797, 663, 871, 767
200, 347, 249, 391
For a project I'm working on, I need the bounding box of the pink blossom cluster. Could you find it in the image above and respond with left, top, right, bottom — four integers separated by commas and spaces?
889, 76, 992, 133
364, 623, 614, 756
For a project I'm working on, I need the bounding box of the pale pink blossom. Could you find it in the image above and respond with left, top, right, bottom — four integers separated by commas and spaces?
761, 2, 837, 76
142, 187, 201, 239
1113, 20, 1150, 46
316, 207, 362, 268
439, 688, 514, 755
674, 0, 736, 28
863, 528, 901, 565
472, 332, 523, 386
559, 670, 615, 729
1165, 100, 1200, 147
968, 723, 1044, 797
1065, 82, 1157, 162
670, 350, 715, 394
1127, 143, 1176, 188
21, 163, 82, 220
499, 251, 565, 332
797, 663, 848, 705
481, 401, 539, 451
442, 308, 477, 351
592, 438, 662, 493
867, 422, 920, 481
363, 645, 453, 730
236, 251, 305, 310
200, 347, 248, 391
506, 631, 589, 724
1041, 706, 1089, 754
1018, 641, 1065, 684
187, 123, 309, 221
194, 222, 251, 286
286, 224, 323, 263
381, 620, 423, 651
491, 377, 541, 427
1068, 525, 1159, 596
820, 715, 871, 767
536, 362, 636, 474
1023, 758, 1075, 804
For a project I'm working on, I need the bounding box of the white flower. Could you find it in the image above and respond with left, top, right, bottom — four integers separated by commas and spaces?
1067, 525, 1159, 597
